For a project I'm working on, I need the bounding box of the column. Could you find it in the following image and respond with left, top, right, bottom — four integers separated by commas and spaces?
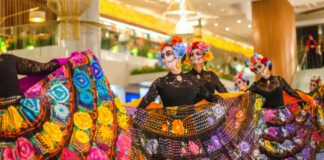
252, 0, 297, 82
59, 0, 101, 56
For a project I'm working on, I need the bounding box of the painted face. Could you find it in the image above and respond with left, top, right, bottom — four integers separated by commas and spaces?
189, 49, 204, 65
254, 62, 265, 75
309, 81, 318, 92
161, 46, 177, 70
234, 79, 248, 91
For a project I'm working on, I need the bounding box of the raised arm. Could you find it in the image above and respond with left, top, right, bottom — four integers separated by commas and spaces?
280, 76, 301, 99
12, 55, 59, 75
138, 78, 161, 108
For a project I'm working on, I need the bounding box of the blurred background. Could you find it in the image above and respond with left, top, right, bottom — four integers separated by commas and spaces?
0, 0, 323, 102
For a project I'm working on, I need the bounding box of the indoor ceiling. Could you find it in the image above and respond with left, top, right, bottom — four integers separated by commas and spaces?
112, 0, 324, 45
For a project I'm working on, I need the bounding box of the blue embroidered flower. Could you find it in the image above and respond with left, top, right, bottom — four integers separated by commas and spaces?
48, 83, 69, 103
91, 62, 104, 80
239, 141, 251, 153
173, 42, 186, 58
20, 98, 40, 121
79, 91, 93, 105
73, 71, 91, 90
211, 135, 222, 150
212, 104, 225, 118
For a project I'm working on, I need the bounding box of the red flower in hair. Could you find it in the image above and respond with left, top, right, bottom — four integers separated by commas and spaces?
261, 57, 269, 65
192, 42, 200, 49
160, 42, 167, 51
171, 36, 183, 45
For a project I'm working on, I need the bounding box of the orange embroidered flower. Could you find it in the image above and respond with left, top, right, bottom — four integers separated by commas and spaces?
235, 110, 246, 122
203, 51, 214, 62
160, 42, 167, 51
172, 120, 185, 135
161, 124, 169, 132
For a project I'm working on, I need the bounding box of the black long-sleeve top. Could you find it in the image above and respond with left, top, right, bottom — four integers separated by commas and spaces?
0, 54, 59, 98
249, 76, 301, 108
138, 72, 220, 108
188, 69, 227, 103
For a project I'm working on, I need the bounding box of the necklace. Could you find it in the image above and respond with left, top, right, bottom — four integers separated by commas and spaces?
176, 75, 182, 81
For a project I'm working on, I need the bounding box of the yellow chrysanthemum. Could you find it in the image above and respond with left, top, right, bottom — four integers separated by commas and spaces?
75, 129, 90, 144
43, 122, 63, 142
98, 107, 113, 125
99, 125, 114, 140
73, 112, 93, 130
117, 113, 129, 129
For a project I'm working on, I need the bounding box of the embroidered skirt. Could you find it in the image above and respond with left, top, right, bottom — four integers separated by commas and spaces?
131, 93, 264, 159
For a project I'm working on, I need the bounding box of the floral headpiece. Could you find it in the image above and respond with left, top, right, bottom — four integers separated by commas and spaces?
156, 36, 186, 66
311, 76, 321, 84
183, 41, 214, 66
246, 53, 271, 72
233, 72, 249, 82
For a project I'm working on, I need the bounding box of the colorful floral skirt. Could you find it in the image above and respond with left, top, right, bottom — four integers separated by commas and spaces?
256, 103, 319, 160
0, 50, 128, 159
131, 93, 264, 159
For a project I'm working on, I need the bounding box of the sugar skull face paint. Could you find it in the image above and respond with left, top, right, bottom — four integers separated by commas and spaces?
234, 79, 249, 91
189, 49, 204, 65
161, 46, 178, 70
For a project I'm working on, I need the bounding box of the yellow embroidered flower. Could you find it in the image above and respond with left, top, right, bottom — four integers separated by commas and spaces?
203, 51, 214, 62
8, 106, 23, 129
114, 97, 126, 113
254, 98, 263, 111
117, 113, 129, 129
99, 125, 114, 141
75, 130, 90, 143
264, 140, 274, 153
98, 107, 113, 125
43, 122, 63, 142
2, 112, 9, 130
40, 133, 55, 151
172, 119, 185, 135
73, 112, 93, 130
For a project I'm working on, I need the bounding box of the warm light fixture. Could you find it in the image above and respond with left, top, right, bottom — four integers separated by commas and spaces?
220, 8, 225, 12
174, 14, 194, 35
29, 10, 46, 23
208, 2, 212, 6
237, 19, 242, 24
214, 23, 219, 27
225, 27, 230, 31
248, 24, 252, 28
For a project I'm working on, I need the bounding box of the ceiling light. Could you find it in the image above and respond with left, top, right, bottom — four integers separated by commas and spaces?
214, 23, 219, 27
29, 10, 46, 23
174, 15, 194, 35
220, 8, 225, 12
208, 2, 212, 6
248, 24, 252, 28
237, 19, 242, 24
225, 27, 230, 31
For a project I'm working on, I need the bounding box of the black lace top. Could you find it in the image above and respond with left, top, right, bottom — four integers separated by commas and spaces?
188, 69, 227, 102
0, 54, 59, 98
249, 76, 301, 108
138, 72, 220, 108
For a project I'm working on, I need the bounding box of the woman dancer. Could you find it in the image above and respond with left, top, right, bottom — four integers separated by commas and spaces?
248, 53, 318, 159
233, 72, 250, 92
186, 41, 227, 103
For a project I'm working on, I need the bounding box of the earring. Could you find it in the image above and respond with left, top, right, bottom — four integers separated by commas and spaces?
176, 61, 181, 69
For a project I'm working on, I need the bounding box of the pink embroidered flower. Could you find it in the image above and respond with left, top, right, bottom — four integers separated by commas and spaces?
60, 148, 79, 160
117, 153, 130, 160
181, 148, 187, 155
2, 146, 16, 160
15, 137, 34, 160
87, 147, 107, 160
263, 109, 275, 122
116, 133, 131, 154
188, 141, 200, 155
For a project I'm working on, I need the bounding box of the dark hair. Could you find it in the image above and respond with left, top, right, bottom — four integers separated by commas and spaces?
268, 63, 272, 71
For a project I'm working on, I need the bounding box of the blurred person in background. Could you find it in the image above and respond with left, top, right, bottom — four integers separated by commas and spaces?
306, 35, 320, 68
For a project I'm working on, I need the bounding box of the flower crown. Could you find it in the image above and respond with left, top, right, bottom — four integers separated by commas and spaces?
246, 53, 271, 72
156, 36, 186, 66
311, 76, 321, 84
233, 72, 249, 82
186, 41, 210, 54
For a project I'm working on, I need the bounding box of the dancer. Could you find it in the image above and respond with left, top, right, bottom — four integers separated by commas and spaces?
248, 53, 318, 159
233, 71, 250, 92
131, 36, 263, 159
186, 41, 227, 103
0, 50, 125, 159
